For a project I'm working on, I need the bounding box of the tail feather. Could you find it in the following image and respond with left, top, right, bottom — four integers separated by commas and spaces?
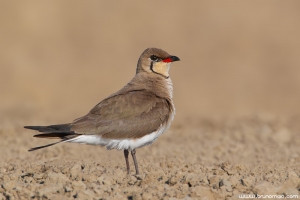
28, 141, 63, 151
25, 123, 80, 151
24, 123, 71, 132
33, 132, 79, 139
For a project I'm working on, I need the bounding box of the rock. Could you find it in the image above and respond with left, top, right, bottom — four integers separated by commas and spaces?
72, 181, 86, 190
64, 186, 72, 192
182, 173, 193, 183
220, 162, 237, 175
241, 176, 254, 186
178, 183, 189, 194
46, 172, 69, 183
33, 173, 44, 180
190, 186, 214, 199
219, 179, 232, 192
208, 175, 220, 189
70, 163, 83, 180
142, 192, 153, 200
181, 174, 202, 187
127, 175, 138, 185
70, 163, 82, 171
131, 191, 142, 200
167, 176, 178, 186
229, 176, 240, 187
139, 175, 158, 187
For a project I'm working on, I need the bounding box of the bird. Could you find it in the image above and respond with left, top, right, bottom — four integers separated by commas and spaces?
24, 47, 180, 175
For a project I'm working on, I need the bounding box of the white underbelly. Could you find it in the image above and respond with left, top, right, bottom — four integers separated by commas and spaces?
66, 124, 166, 151
67, 104, 175, 151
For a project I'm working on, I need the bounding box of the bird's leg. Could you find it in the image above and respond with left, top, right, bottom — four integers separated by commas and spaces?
131, 149, 140, 175
124, 150, 130, 174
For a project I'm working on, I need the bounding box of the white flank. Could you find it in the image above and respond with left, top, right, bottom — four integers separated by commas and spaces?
67, 123, 168, 151
67, 108, 175, 151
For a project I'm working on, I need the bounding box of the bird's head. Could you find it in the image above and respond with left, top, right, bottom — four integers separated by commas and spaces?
137, 48, 180, 78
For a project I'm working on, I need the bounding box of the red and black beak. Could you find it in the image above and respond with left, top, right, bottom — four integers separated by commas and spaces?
163, 55, 180, 63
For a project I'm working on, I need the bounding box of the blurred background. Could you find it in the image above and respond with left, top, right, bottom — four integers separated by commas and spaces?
1, 1, 300, 125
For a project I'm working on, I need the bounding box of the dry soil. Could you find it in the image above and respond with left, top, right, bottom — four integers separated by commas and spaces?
1, 116, 300, 199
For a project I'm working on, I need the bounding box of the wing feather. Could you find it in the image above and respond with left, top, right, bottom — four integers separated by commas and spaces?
70, 90, 170, 139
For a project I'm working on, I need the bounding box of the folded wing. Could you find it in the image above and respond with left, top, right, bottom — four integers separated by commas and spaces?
71, 90, 171, 139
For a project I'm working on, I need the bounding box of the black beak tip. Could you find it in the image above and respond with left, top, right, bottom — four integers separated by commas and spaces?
170, 55, 180, 62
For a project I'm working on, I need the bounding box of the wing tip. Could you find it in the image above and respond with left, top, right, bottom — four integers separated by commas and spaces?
24, 126, 34, 129
24, 126, 42, 131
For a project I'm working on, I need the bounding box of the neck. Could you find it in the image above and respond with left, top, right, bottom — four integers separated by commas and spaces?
135, 73, 173, 99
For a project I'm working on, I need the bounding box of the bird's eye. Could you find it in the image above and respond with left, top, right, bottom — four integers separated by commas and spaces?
150, 55, 159, 61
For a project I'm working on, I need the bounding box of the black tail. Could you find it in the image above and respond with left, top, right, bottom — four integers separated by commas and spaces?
28, 141, 63, 151
24, 123, 80, 151
32, 132, 78, 139
24, 123, 71, 132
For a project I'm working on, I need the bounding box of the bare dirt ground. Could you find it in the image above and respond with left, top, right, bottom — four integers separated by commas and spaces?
1, 1, 300, 200
1, 116, 300, 199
